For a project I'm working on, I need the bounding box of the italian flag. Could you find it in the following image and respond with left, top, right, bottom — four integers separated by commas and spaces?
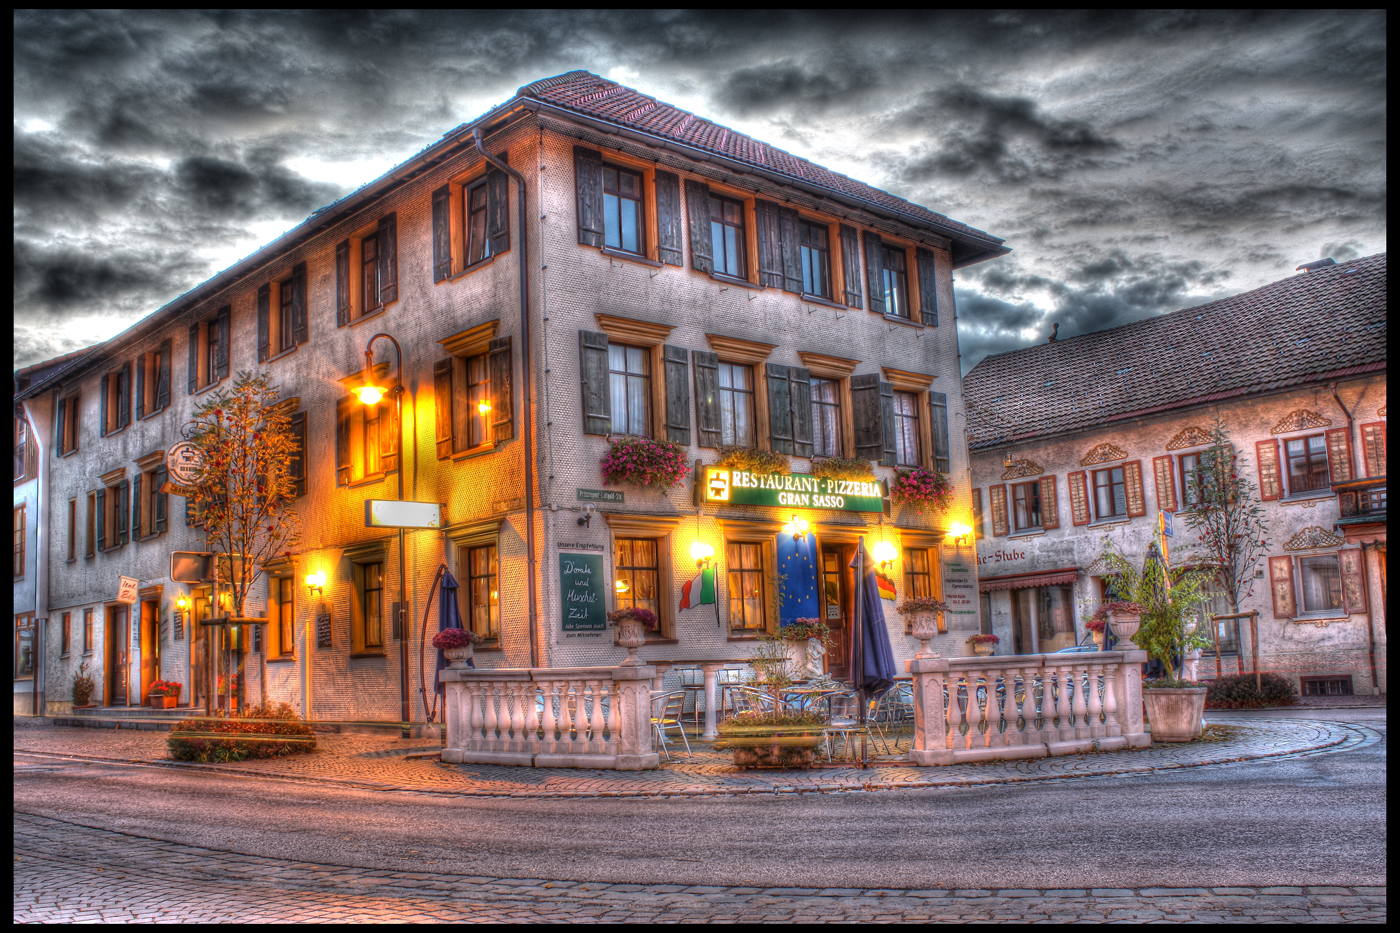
679, 566, 716, 610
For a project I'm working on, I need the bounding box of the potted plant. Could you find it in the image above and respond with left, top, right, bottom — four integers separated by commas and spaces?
889, 466, 953, 513
1083, 607, 1108, 647
72, 660, 96, 708
432, 627, 482, 669
600, 436, 691, 489
607, 608, 658, 665
898, 597, 948, 658
967, 633, 999, 656
779, 619, 832, 679
148, 679, 183, 709
1102, 600, 1146, 648
716, 634, 825, 769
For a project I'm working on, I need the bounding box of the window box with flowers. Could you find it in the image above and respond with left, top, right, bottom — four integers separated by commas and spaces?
890, 466, 953, 513
600, 436, 690, 489
967, 633, 999, 656
717, 446, 791, 476
433, 627, 482, 669
148, 679, 183, 709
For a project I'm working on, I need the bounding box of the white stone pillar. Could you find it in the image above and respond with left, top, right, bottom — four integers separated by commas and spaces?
1112, 648, 1150, 747
907, 657, 954, 765
611, 665, 659, 770
701, 662, 725, 741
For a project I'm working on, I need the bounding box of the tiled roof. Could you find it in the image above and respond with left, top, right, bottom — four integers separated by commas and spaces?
517, 71, 1007, 261
963, 253, 1387, 450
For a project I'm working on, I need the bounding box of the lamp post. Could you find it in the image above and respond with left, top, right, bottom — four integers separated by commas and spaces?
355, 333, 416, 736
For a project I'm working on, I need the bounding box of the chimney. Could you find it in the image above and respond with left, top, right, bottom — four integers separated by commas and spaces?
1295, 258, 1336, 273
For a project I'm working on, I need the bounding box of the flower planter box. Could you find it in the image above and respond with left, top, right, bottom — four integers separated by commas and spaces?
1144, 686, 1208, 742
717, 725, 824, 770
148, 695, 178, 709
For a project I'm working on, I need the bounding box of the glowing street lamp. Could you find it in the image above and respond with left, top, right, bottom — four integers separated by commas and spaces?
782, 515, 810, 540
871, 540, 898, 570
690, 540, 715, 569
305, 570, 326, 599
946, 521, 974, 547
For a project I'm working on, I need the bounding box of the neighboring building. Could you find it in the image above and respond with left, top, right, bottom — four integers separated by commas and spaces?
964, 254, 1386, 696
17, 72, 1009, 724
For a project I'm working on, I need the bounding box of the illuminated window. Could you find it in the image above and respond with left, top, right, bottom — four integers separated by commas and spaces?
61, 611, 72, 657
726, 541, 767, 633
15, 613, 35, 680
352, 561, 385, 652
614, 538, 659, 619
901, 546, 944, 634
466, 545, 499, 641
83, 608, 94, 654
267, 576, 294, 659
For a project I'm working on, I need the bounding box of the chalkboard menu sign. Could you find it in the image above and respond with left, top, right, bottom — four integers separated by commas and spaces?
316, 613, 333, 648
559, 551, 606, 637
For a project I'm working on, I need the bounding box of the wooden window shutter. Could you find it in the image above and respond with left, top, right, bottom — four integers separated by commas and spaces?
134, 354, 146, 419
118, 362, 131, 428
157, 340, 172, 410
663, 344, 691, 445
1268, 556, 1296, 619
256, 282, 271, 362
1339, 548, 1368, 613
754, 200, 784, 289
378, 395, 399, 475
488, 335, 514, 443
486, 153, 510, 256
765, 363, 794, 454
215, 306, 231, 381
989, 484, 1009, 537
1153, 455, 1177, 512
1326, 428, 1353, 483
289, 413, 307, 497
684, 179, 713, 274
929, 391, 950, 473
916, 247, 939, 326
1360, 422, 1386, 477
839, 225, 863, 308
131, 473, 142, 539
96, 487, 106, 549
789, 365, 813, 459
291, 262, 308, 346
778, 207, 803, 294
692, 350, 722, 448
188, 323, 200, 394
54, 393, 66, 455
863, 231, 885, 316
654, 170, 683, 266
879, 381, 897, 467
100, 372, 109, 436
431, 184, 452, 282
1039, 475, 1059, 530
574, 146, 605, 248
972, 487, 984, 538
850, 373, 884, 463
335, 240, 351, 326
335, 396, 353, 486
579, 330, 612, 436
433, 359, 454, 459
154, 465, 168, 533
1255, 438, 1282, 501
1123, 460, 1146, 517
377, 213, 398, 305
1068, 470, 1090, 525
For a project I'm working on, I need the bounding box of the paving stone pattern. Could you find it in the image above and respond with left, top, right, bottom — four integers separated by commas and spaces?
12, 719, 1377, 799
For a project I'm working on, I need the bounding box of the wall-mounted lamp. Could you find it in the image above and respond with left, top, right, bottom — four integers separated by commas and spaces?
175, 594, 189, 612
690, 541, 715, 569
353, 382, 385, 406
577, 503, 596, 527
946, 522, 973, 547
305, 570, 326, 598
872, 540, 898, 570
1002, 453, 1015, 469
782, 515, 810, 540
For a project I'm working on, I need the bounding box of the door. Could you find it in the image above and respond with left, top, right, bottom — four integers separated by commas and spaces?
821, 545, 854, 680
139, 598, 160, 705
105, 605, 129, 706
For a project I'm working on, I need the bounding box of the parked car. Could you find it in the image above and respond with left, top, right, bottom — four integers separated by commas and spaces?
1052, 644, 1102, 654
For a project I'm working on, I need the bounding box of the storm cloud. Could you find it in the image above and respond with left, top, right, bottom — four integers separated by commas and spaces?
13, 10, 1388, 371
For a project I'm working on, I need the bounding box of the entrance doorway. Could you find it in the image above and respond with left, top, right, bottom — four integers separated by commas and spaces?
139, 598, 160, 705
820, 544, 855, 680
190, 589, 211, 710
104, 605, 129, 706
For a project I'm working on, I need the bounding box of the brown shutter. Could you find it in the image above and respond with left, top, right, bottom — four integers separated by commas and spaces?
154, 465, 168, 532
1326, 427, 1353, 483
1339, 548, 1368, 613
291, 262, 308, 346
116, 483, 129, 544
754, 199, 784, 289
684, 179, 713, 274
1255, 439, 1282, 501
654, 170, 683, 266
790, 365, 813, 459
1039, 475, 1059, 530
778, 207, 802, 294
989, 484, 1009, 537
100, 372, 109, 436
579, 330, 612, 435
916, 247, 939, 326
851, 373, 884, 463
378, 394, 399, 475
1360, 422, 1386, 477
433, 358, 454, 460
257, 282, 271, 362
134, 354, 146, 419
663, 344, 691, 445
1124, 460, 1146, 517
188, 323, 200, 394
1068, 471, 1090, 525
96, 487, 106, 549
335, 396, 352, 486
157, 340, 171, 410
1153, 455, 1177, 512
972, 487, 983, 538
215, 306, 230, 380
574, 146, 605, 248
1269, 556, 1296, 619
839, 224, 863, 308
431, 184, 452, 282
766, 363, 794, 454
488, 335, 514, 443
377, 213, 398, 304
335, 240, 351, 326
131, 473, 142, 540
863, 230, 885, 316
692, 350, 721, 448
54, 393, 66, 455
118, 362, 131, 428
929, 391, 950, 473
486, 153, 510, 256
289, 413, 307, 497
879, 381, 897, 467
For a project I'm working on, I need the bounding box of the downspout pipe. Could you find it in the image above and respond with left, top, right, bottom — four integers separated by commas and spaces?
474, 127, 539, 668
1330, 382, 1378, 691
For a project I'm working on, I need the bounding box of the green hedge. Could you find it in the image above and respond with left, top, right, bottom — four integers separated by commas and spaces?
167, 701, 317, 763
1205, 672, 1298, 709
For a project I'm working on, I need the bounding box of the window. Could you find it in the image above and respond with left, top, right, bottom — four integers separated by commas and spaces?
13, 506, 25, 579
466, 181, 491, 265
61, 612, 72, 657
902, 547, 945, 634
268, 575, 294, 659
892, 391, 922, 467
134, 340, 172, 418
1012, 481, 1042, 531
709, 195, 748, 279
1285, 434, 1330, 494
614, 538, 659, 620
1298, 555, 1343, 614
1301, 675, 1353, 697
881, 245, 910, 319
336, 384, 398, 485
810, 377, 843, 458
100, 363, 131, 436
336, 214, 398, 324
1011, 584, 1076, 654
603, 165, 644, 255
361, 233, 382, 316
435, 331, 514, 458
1093, 467, 1127, 519
352, 561, 385, 652
1179, 452, 1203, 507
609, 344, 651, 436
718, 362, 756, 447
799, 221, 831, 298
96, 479, 130, 552
465, 545, 499, 641
66, 499, 76, 562
54, 392, 80, 456
133, 464, 169, 540
187, 307, 229, 394
14, 409, 27, 480
15, 613, 35, 680
277, 275, 295, 353
83, 608, 94, 654
726, 541, 767, 633
85, 492, 96, 558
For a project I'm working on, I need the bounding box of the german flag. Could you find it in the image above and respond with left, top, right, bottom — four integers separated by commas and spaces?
876, 568, 897, 600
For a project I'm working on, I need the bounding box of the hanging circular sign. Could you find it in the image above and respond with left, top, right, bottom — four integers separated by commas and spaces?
165, 441, 205, 485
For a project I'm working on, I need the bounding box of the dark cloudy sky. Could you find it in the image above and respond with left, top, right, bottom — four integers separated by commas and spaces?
14, 10, 1387, 372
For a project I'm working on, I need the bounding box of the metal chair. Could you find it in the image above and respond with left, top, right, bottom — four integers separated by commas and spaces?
651, 690, 692, 761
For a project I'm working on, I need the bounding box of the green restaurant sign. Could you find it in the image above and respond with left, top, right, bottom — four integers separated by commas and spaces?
701, 466, 887, 513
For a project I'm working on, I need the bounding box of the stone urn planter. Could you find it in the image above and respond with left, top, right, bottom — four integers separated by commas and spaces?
1109, 611, 1142, 648
614, 618, 649, 665
443, 646, 474, 670
971, 642, 994, 656
1144, 686, 1208, 741
909, 611, 941, 659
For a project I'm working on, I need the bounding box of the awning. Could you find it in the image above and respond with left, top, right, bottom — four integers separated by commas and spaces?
979, 567, 1080, 593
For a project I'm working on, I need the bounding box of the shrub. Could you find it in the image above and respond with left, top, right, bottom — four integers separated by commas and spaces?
812, 457, 875, 482
889, 467, 953, 513
1205, 672, 1299, 709
72, 660, 95, 707
717, 446, 791, 476
432, 627, 480, 650
779, 619, 831, 643
167, 701, 317, 763
600, 435, 690, 489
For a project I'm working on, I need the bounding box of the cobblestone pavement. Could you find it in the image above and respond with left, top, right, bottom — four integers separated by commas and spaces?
13, 813, 1385, 923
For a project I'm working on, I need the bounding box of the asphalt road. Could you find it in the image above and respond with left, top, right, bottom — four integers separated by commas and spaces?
13, 710, 1385, 892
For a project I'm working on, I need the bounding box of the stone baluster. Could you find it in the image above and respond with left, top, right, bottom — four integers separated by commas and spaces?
567, 680, 584, 749
1022, 666, 1040, 742
600, 680, 617, 749
1071, 663, 1090, 740
536, 680, 555, 752
1101, 662, 1121, 738
1086, 662, 1105, 739
907, 657, 952, 765
482, 683, 499, 750
524, 682, 540, 742
509, 682, 527, 750
1053, 665, 1073, 741
999, 667, 1020, 747
587, 679, 606, 753
969, 673, 988, 749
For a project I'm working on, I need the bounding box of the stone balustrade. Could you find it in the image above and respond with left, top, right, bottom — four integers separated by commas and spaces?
440, 665, 658, 770
908, 649, 1150, 764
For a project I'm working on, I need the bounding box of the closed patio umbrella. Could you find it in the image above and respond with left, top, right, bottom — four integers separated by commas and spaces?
434, 570, 472, 699
850, 539, 897, 766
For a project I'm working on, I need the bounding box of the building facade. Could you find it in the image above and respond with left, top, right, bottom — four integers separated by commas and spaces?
19, 72, 1008, 723
964, 254, 1386, 696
